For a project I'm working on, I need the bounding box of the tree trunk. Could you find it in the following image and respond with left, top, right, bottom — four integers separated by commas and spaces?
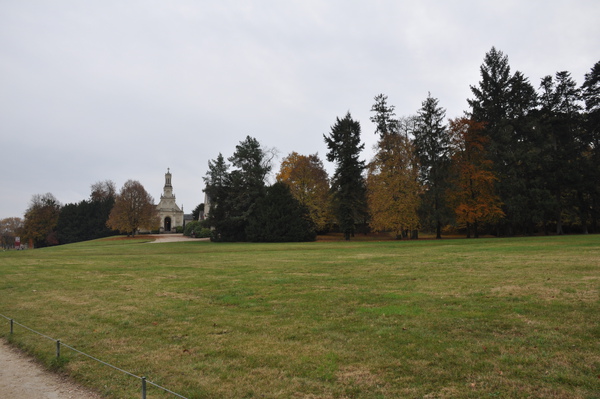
578, 191, 589, 234
556, 191, 564, 235
556, 217, 563, 235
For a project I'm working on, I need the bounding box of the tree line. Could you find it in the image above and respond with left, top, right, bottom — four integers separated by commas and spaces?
2, 180, 161, 248
204, 47, 599, 240
3, 47, 598, 246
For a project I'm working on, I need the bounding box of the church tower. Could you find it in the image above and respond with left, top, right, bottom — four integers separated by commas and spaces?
156, 168, 184, 232
164, 168, 173, 197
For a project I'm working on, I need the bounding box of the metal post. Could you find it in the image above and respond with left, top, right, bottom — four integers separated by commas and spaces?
10, 319, 13, 334
141, 376, 147, 399
56, 340, 60, 358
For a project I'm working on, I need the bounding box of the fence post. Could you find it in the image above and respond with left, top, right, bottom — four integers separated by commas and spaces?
10, 319, 13, 334
141, 376, 147, 399
56, 340, 60, 358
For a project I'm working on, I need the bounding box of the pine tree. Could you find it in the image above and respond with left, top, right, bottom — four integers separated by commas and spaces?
324, 112, 367, 240
370, 94, 398, 138
581, 61, 600, 232
468, 47, 539, 235
203, 153, 231, 240
413, 93, 451, 238
203, 137, 273, 241
468, 47, 512, 130
539, 71, 584, 234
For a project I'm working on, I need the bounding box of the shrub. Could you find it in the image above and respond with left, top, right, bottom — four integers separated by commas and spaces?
194, 228, 213, 238
184, 222, 212, 238
183, 221, 201, 237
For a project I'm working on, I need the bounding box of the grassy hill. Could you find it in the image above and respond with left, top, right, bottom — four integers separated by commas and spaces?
1, 235, 598, 398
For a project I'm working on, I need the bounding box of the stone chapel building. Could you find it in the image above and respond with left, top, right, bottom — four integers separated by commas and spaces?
156, 169, 184, 232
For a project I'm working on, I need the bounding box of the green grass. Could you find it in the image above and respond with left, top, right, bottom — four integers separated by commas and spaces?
0, 235, 599, 398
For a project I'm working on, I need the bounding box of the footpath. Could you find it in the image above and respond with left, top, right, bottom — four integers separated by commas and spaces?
0, 339, 102, 399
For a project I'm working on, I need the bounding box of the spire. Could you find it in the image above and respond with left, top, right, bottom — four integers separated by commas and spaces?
162, 168, 174, 198
165, 168, 172, 187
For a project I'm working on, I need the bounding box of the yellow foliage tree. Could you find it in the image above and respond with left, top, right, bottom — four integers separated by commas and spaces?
367, 130, 421, 238
277, 152, 333, 232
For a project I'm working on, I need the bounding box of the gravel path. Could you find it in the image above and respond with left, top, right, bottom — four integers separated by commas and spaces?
0, 339, 103, 399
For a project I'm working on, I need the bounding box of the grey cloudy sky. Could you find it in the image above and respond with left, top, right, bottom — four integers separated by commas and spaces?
1, 0, 599, 219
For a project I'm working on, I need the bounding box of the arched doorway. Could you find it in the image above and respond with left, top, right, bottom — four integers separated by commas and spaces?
164, 217, 172, 232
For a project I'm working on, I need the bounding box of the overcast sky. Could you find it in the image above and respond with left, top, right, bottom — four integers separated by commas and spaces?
1, 1, 599, 219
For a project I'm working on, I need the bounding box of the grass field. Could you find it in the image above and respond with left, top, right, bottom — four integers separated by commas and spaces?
0, 235, 599, 398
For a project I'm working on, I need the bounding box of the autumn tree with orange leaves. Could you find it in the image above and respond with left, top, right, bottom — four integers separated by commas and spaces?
447, 118, 504, 238
277, 152, 333, 232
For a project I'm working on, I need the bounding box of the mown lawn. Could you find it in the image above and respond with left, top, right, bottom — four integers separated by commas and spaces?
0, 235, 599, 398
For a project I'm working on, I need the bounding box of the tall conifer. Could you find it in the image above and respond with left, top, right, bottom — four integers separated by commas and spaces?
324, 112, 367, 240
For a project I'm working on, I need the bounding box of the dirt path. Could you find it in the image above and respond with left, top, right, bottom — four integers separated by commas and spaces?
0, 339, 103, 399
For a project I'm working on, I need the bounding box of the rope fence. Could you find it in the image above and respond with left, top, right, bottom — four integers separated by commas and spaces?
0, 313, 188, 399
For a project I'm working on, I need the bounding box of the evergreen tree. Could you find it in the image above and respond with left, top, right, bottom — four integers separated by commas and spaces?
581, 61, 600, 232
538, 71, 584, 234
324, 112, 367, 240
57, 181, 117, 244
203, 153, 231, 240
370, 94, 398, 138
246, 182, 316, 242
56, 197, 116, 244
191, 203, 204, 221
413, 93, 451, 238
468, 47, 540, 235
505, 72, 543, 233
468, 47, 512, 131
226, 136, 272, 241
203, 137, 273, 241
